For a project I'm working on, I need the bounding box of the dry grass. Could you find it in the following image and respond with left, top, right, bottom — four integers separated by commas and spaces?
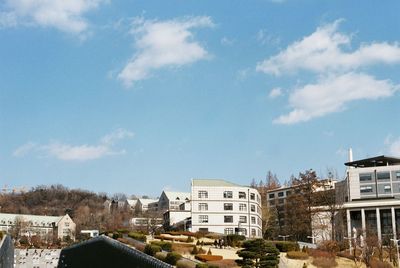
207, 259, 239, 268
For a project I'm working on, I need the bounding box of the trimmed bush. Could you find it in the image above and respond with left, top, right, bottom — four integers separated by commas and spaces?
273, 241, 299, 252
318, 240, 340, 253
165, 252, 182, 265
186, 236, 194, 243
195, 264, 218, 268
195, 255, 223, 262
128, 232, 147, 242
286, 251, 308, 260
144, 244, 162, 256
155, 252, 167, 262
207, 248, 212, 255
191, 246, 199, 255
151, 241, 172, 251
112, 232, 122, 239
225, 234, 246, 247
198, 247, 206, 254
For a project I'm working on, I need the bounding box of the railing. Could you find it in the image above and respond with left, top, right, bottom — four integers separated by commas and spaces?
0, 235, 14, 268
58, 235, 173, 268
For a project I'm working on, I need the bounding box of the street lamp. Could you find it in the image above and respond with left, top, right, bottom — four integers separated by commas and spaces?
390, 237, 400, 268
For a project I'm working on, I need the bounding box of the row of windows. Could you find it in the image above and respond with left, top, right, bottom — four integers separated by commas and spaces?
268, 191, 290, 199
198, 215, 260, 225
197, 202, 259, 212
198, 190, 258, 201
360, 171, 400, 182
224, 228, 259, 237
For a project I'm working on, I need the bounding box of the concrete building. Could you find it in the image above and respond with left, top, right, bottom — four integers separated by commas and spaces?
158, 191, 190, 212
191, 179, 262, 238
341, 153, 400, 242
135, 199, 159, 213
0, 213, 76, 240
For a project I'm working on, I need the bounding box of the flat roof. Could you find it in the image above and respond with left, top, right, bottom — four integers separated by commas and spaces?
345, 155, 400, 168
192, 179, 242, 187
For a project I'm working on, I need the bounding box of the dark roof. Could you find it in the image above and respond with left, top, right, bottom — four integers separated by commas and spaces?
58, 236, 172, 268
345, 155, 400, 168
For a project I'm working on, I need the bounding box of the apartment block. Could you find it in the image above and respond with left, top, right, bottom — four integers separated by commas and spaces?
191, 179, 262, 238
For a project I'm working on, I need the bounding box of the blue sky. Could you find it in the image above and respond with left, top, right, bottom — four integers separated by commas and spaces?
1, 0, 399, 197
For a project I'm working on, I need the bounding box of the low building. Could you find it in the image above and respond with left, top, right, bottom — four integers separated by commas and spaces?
191, 179, 263, 238
0, 213, 76, 240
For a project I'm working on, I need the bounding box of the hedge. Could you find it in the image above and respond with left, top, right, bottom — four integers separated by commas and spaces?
272, 241, 299, 252
165, 252, 182, 265
195, 264, 219, 268
286, 251, 309, 260
151, 241, 172, 251
128, 232, 147, 242
144, 244, 162, 256
195, 255, 223, 262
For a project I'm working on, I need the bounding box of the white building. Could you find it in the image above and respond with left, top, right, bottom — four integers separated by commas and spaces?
158, 191, 190, 212
135, 198, 159, 213
341, 153, 400, 242
0, 213, 76, 240
191, 179, 262, 238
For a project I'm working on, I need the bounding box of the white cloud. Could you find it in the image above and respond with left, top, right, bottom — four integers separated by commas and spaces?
274, 73, 399, 124
221, 37, 234, 46
257, 20, 400, 76
13, 129, 134, 161
256, 29, 280, 46
0, 0, 105, 35
268, 87, 283, 99
117, 16, 213, 87
385, 135, 400, 157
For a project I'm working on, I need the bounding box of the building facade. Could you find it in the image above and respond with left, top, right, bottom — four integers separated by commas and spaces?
158, 191, 190, 212
0, 213, 76, 241
191, 179, 262, 238
342, 154, 400, 242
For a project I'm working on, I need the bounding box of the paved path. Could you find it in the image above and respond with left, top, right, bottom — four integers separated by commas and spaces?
14, 248, 61, 268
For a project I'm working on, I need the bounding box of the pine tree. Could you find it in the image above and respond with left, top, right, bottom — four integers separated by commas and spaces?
236, 239, 280, 268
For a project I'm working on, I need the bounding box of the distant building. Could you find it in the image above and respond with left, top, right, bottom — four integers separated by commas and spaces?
126, 199, 138, 211
134, 199, 159, 213
191, 179, 263, 238
0, 213, 76, 240
157, 191, 190, 212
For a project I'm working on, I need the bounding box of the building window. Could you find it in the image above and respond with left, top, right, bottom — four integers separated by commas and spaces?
65, 222, 70, 227
268, 193, 275, 199
199, 215, 208, 223
239, 203, 247, 211
278, 199, 284, 204
224, 216, 233, 223
360, 173, 372, 182
224, 203, 233, 210
223, 191, 233, 198
198, 203, 208, 211
251, 217, 256, 224
199, 228, 208, 232
250, 193, 255, 200
396, 171, 400, 179
360, 186, 373, 193
269, 200, 275, 206
257, 195, 260, 203
198, 191, 208, 198
251, 205, 255, 212
224, 228, 234, 235
239, 216, 247, 223
257, 217, 261, 225
239, 192, 246, 199
286, 191, 291, 196
377, 172, 390, 180
384, 185, 391, 193
251, 229, 256, 237
278, 192, 284, 197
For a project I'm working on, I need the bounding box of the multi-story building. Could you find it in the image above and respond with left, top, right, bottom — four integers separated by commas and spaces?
135, 198, 159, 214
191, 179, 262, 238
0, 213, 76, 240
157, 191, 191, 212
341, 153, 400, 241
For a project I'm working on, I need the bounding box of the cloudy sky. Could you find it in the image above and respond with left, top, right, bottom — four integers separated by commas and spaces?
1, 0, 399, 196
